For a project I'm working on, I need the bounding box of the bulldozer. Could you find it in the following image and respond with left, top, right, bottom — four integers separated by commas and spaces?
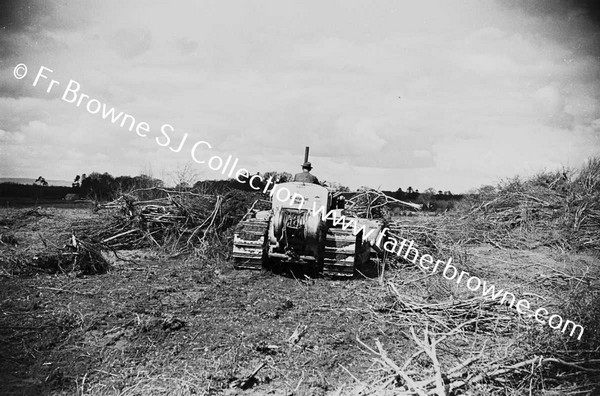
231, 147, 384, 277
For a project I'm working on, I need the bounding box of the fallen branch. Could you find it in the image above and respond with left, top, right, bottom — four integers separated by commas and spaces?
229, 362, 265, 389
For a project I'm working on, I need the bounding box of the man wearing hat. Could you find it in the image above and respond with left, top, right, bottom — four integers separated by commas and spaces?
293, 161, 321, 184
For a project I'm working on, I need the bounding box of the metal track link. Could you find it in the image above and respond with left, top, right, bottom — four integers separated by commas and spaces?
232, 218, 269, 270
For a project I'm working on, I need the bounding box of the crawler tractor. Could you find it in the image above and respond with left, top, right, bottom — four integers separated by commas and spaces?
231, 147, 383, 277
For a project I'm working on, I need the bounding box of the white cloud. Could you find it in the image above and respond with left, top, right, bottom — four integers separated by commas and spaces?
0, 0, 598, 190
106, 28, 152, 59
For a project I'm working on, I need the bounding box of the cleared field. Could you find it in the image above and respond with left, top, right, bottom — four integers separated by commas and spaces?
0, 198, 93, 209
1, 207, 598, 395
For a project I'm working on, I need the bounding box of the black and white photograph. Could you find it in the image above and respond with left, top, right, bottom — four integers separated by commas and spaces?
1, 1, 599, 394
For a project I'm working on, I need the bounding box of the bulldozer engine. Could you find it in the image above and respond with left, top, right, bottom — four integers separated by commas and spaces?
269, 207, 324, 263
273, 209, 309, 244
232, 180, 380, 277
231, 146, 384, 277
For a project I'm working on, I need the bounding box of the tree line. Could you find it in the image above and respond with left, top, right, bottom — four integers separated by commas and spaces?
383, 187, 463, 212
1, 171, 463, 212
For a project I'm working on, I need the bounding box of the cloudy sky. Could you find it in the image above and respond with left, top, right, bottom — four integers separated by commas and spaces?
1, 0, 599, 192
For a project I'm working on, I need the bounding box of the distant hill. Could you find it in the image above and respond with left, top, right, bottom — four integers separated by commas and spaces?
0, 178, 72, 187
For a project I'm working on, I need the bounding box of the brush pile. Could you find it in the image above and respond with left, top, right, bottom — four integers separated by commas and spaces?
453, 158, 600, 251
391, 157, 600, 253
30, 235, 110, 275
344, 189, 421, 219
87, 188, 262, 255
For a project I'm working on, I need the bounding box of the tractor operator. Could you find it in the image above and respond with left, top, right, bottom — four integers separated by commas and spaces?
293, 161, 320, 185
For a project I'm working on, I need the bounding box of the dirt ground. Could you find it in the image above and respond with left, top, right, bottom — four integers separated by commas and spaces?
1, 207, 599, 395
